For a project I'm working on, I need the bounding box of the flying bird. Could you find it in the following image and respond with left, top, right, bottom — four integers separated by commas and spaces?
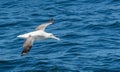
17, 18, 60, 56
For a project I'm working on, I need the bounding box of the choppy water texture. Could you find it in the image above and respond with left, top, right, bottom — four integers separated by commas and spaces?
0, 0, 120, 72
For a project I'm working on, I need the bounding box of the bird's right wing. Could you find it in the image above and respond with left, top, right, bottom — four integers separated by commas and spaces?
35, 18, 54, 31
21, 35, 34, 56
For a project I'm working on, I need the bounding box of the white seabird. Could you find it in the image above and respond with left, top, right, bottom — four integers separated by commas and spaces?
17, 18, 60, 56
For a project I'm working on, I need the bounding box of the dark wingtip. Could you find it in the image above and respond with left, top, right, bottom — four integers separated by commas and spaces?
21, 52, 26, 56
49, 18, 54, 23
21, 49, 28, 56
21, 47, 32, 56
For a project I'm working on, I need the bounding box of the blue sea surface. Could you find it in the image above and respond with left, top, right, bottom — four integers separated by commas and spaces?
0, 0, 120, 72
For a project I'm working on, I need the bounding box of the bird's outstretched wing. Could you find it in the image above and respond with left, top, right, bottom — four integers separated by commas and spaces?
35, 18, 54, 31
21, 35, 34, 56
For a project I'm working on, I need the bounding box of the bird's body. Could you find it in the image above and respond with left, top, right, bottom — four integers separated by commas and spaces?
17, 18, 60, 56
18, 30, 48, 40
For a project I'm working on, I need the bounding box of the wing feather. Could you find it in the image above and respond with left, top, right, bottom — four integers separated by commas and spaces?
21, 35, 34, 56
35, 18, 54, 31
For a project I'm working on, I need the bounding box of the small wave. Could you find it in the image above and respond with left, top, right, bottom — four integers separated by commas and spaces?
0, 13, 8, 16
0, 20, 31, 28
81, 0, 105, 3
107, 21, 120, 29
1, 1, 19, 8
83, 21, 120, 31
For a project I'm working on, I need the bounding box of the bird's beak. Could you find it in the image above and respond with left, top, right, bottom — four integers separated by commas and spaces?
17, 35, 22, 38
52, 35, 60, 41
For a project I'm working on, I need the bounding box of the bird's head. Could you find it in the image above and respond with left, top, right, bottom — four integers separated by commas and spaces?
48, 33, 60, 41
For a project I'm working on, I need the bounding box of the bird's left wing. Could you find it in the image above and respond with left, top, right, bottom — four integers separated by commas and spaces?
21, 35, 34, 56
35, 18, 54, 31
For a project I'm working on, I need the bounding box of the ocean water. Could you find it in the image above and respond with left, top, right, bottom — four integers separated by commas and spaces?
0, 0, 120, 72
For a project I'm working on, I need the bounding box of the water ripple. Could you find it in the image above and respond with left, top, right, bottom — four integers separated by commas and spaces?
0, 0, 120, 72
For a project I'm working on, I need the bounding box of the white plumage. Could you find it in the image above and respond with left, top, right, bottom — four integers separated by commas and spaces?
17, 30, 47, 40
17, 18, 60, 56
